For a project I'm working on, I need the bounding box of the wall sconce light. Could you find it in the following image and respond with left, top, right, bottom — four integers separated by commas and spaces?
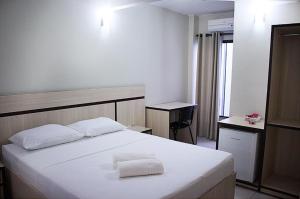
254, 0, 269, 25
99, 6, 113, 28
254, 8, 266, 24
97, 2, 143, 30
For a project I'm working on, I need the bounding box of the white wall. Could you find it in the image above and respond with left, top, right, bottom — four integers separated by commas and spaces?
230, 0, 300, 116
187, 15, 199, 103
0, 0, 189, 105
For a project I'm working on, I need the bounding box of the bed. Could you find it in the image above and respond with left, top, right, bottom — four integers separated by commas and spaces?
0, 86, 235, 199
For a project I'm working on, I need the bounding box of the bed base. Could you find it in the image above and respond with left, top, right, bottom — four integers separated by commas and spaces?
200, 173, 236, 199
6, 170, 235, 199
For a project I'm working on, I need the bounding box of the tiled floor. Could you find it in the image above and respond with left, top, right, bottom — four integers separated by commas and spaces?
196, 136, 216, 149
235, 186, 277, 199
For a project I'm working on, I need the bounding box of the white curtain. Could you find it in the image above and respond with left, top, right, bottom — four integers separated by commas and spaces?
196, 32, 222, 140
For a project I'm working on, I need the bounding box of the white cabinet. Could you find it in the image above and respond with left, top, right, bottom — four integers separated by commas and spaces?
219, 128, 259, 182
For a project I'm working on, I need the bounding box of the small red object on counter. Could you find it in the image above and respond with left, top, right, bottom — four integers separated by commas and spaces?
245, 113, 261, 125
246, 113, 260, 118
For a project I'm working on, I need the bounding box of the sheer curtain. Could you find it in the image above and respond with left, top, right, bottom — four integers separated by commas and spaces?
196, 32, 222, 140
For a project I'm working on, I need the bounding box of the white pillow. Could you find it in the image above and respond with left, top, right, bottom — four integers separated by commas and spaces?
68, 117, 126, 137
9, 124, 84, 150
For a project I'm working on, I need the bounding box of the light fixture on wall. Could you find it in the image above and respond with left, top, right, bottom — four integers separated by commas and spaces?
254, 0, 269, 25
97, 1, 149, 29
98, 6, 113, 28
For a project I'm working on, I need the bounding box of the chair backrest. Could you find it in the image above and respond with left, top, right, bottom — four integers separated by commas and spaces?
178, 106, 194, 125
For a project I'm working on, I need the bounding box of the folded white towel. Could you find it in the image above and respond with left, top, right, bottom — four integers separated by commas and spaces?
118, 159, 164, 178
113, 153, 155, 169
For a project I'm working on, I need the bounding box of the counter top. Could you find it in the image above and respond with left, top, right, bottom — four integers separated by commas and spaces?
219, 116, 265, 131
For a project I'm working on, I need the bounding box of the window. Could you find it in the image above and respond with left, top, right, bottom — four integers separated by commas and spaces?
218, 40, 233, 117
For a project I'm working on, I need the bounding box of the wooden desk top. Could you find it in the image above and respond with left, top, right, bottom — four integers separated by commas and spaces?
146, 102, 197, 111
219, 116, 265, 131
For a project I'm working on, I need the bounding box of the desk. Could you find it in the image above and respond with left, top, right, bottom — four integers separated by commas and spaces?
146, 102, 197, 143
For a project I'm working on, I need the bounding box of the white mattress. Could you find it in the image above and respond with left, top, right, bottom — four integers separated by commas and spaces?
3, 130, 234, 199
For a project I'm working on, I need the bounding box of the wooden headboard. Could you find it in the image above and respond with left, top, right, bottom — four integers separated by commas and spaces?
0, 86, 145, 146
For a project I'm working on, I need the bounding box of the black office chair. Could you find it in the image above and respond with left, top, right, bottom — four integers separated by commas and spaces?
170, 106, 195, 144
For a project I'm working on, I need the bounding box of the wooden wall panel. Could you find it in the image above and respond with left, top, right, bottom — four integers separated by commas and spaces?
116, 99, 145, 127
0, 86, 144, 115
0, 103, 115, 146
0, 86, 145, 146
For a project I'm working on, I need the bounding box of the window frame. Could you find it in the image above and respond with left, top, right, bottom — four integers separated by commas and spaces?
219, 40, 233, 118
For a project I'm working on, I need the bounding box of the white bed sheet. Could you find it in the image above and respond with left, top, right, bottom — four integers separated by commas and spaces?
3, 130, 234, 199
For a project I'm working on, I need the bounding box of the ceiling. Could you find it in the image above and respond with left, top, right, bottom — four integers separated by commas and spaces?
152, 0, 234, 15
